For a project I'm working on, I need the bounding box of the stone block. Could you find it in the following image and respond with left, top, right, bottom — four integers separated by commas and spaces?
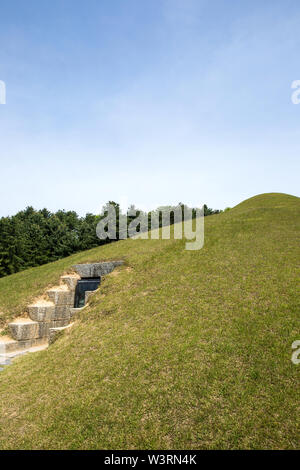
17, 337, 48, 351
47, 288, 74, 306
72, 261, 123, 278
38, 323, 50, 338
0, 338, 19, 355
52, 305, 71, 321
28, 304, 55, 322
9, 320, 40, 341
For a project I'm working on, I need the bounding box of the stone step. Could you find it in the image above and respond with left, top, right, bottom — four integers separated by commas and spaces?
0, 336, 48, 355
29, 302, 71, 322
9, 317, 72, 341
9, 318, 40, 341
28, 300, 55, 322
46, 285, 74, 306
0, 336, 19, 354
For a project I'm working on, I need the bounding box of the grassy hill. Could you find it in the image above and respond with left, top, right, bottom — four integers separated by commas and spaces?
0, 192, 299, 449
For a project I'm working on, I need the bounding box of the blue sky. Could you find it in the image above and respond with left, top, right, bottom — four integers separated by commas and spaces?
0, 0, 299, 216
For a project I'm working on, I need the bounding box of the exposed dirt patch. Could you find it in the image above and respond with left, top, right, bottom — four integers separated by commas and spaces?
28, 298, 54, 307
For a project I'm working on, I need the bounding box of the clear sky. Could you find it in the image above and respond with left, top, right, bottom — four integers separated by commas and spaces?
0, 0, 299, 216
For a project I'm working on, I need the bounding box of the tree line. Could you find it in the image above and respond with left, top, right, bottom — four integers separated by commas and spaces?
0, 202, 221, 278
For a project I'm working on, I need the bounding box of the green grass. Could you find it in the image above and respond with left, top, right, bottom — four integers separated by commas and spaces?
0, 192, 299, 449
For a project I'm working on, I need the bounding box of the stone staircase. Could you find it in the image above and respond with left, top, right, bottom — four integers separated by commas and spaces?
0, 273, 80, 358
0, 261, 123, 366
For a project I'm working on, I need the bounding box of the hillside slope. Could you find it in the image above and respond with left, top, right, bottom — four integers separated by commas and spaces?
0, 193, 299, 449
